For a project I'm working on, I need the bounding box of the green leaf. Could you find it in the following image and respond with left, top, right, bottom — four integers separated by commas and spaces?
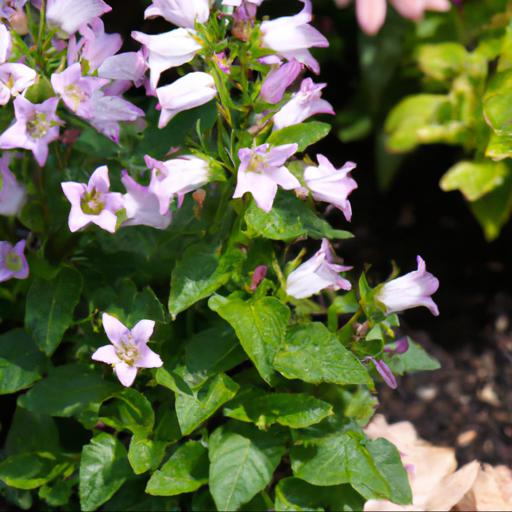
209, 422, 286, 511
79, 433, 132, 512
129, 287, 167, 324
175, 373, 239, 435
486, 132, 512, 161
0, 452, 71, 490
128, 435, 167, 475
245, 193, 353, 241
274, 323, 370, 386
267, 122, 331, 152
99, 388, 155, 437
274, 478, 364, 512
384, 338, 440, 375
38, 477, 75, 507
484, 71, 512, 136
224, 391, 333, 430
417, 43, 469, 81
0, 329, 45, 394
169, 243, 245, 318
146, 441, 209, 496
209, 295, 290, 385
341, 388, 378, 426
154, 407, 182, 444
290, 426, 411, 504
25, 267, 83, 356
18, 364, 118, 418
440, 160, 508, 201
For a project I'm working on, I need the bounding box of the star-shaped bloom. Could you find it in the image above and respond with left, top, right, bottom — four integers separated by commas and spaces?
92, 313, 163, 387
0, 240, 28, 283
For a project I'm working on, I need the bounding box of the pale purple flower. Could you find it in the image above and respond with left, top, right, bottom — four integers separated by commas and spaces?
51, 63, 108, 118
0, 1, 27, 21
121, 171, 172, 230
0, 23, 12, 63
260, 0, 328, 74
92, 312, 163, 387
273, 78, 334, 130
61, 165, 124, 233
145, 154, 210, 214
0, 63, 37, 105
145, 0, 210, 28
222, 0, 263, 5
233, 143, 300, 212
0, 96, 61, 166
46, 0, 111, 35
0, 240, 28, 282
260, 59, 302, 104
304, 154, 357, 222
0, 155, 25, 216
365, 356, 397, 389
156, 72, 216, 128
97, 51, 148, 88
132, 29, 202, 90
88, 91, 145, 143
250, 265, 267, 291
214, 52, 230, 74
286, 238, 352, 299
384, 337, 409, 355
377, 256, 440, 316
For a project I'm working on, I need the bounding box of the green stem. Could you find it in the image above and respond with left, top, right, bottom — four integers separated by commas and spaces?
37, 0, 47, 57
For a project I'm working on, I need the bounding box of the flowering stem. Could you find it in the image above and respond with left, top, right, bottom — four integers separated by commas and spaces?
37, 0, 47, 56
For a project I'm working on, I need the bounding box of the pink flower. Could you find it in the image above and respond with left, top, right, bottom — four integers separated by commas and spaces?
92, 313, 163, 387
261, 0, 328, 74
233, 143, 300, 212
156, 72, 217, 128
250, 265, 267, 291
144, 0, 210, 28
336, 0, 451, 36
97, 51, 148, 88
304, 154, 357, 222
120, 171, 172, 230
0, 63, 37, 105
377, 256, 440, 315
132, 29, 202, 90
61, 165, 124, 233
0, 1, 27, 22
272, 78, 334, 130
0, 96, 61, 166
260, 59, 302, 104
286, 238, 352, 299
0, 240, 28, 282
0, 155, 25, 216
46, 0, 111, 35
51, 63, 108, 118
0, 23, 12, 63
222, 0, 263, 5
145, 154, 210, 214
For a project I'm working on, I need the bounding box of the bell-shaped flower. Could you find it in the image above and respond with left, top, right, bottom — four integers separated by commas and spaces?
0, 240, 28, 282
120, 171, 172, 230
92, 313, 163, 387
364, 356, 398, 389
145, 154, 210, 214
376, 256, 440, 316
286, 238, 352, 299
0, 155, 25, 216
260, 59, 302, 104
46, 0, 111, 36
304, 154, 357, 222
98, 51, 148, 88
260, 0, 328, 74
145, 0, 211, 28
132, 29, 202, 90
51, 63, 108, 118
156, 72, 216, 128
0, 96, 61, 166
0, 63, 37, 105
61, 165, 124, 233
233, 143, 300, 212
273, 78, 334, 130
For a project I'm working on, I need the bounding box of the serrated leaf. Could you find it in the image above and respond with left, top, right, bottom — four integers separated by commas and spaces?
274, 323, 370, 386
128, 435, 167, 475
245, 193, 352, 241
146, 441, 209, 496
209, 422, 286, 511
224, 391, 333, 429
79, 433, 132, 512
267, 122, 331, 152
169, 243, 245, 317
25, 267, 83, 356
175, 373, 239, 435
0, 329, 45, 394
209, 295, 290, 385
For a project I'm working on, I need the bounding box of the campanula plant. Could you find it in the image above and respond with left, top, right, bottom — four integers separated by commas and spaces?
0, 1, 442, 510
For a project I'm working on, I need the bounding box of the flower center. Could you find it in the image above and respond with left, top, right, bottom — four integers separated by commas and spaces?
81, 188, 105, 215
64, 84, 86, 110
26, 112, 50, 139
116, 334, 139, 366
5, 251, 22, 272
247, 153, 268, 173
